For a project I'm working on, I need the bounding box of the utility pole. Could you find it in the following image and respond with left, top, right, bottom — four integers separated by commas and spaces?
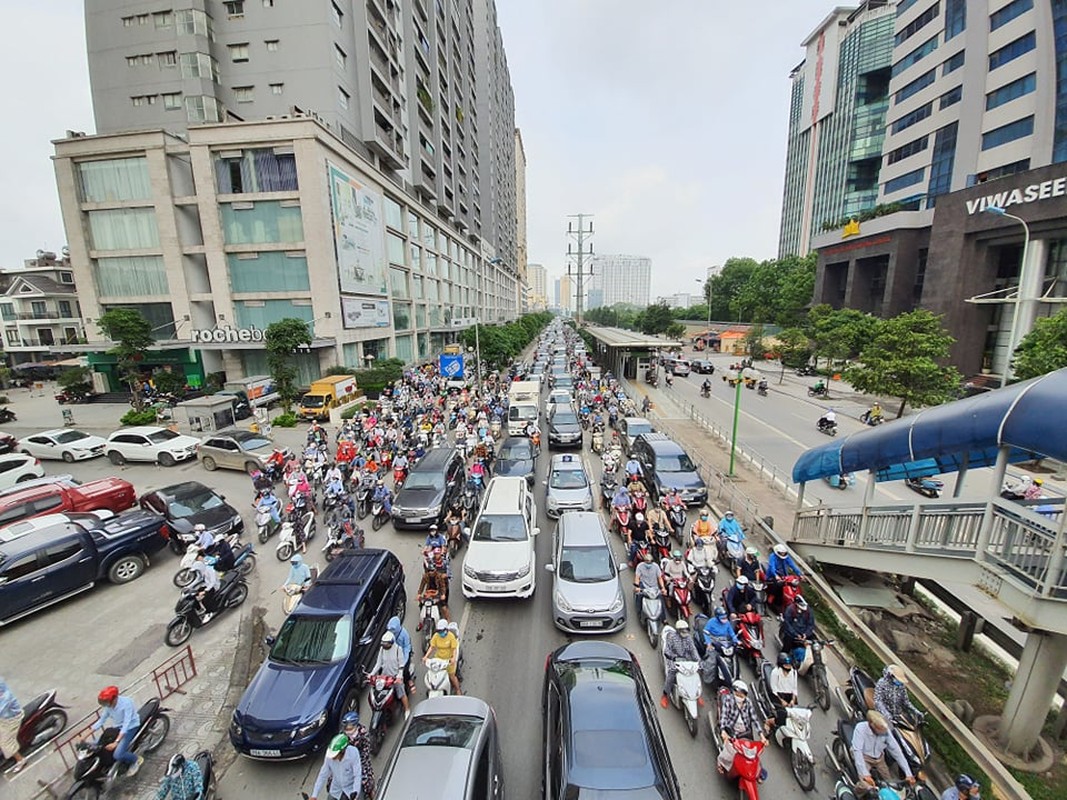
567, 214, 594, 323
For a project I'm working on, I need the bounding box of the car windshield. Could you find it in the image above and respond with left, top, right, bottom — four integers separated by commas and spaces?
401, 715, 483, 750
147, 430, 181, 444
270, 615, 352, 664
53, 430, 91, 444
626, 422, 652, 437
404, 471, 445, 492
166, 489, 226, 518
550, 469, 587, 490
472, 514, 528, 542
555, 377, 573, 387
656, 454, 697, 472
499, 441, 533, 460
301, 395, 325, 408
553, 413, 579, 427
559, 545, 614, 583
234, 434, 271, 450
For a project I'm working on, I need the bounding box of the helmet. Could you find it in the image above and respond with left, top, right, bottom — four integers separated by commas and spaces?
956, 775, 977, 792
1035, 478, 1044, 486
635, 513, 645, 522
166, 754, 186, 778
341, 711, 360, 728
642, 551, 653, 562
671, 549, 683, 560
714, 606, 728, 620
448, 621, 459, 635
795, 595, 808, 610
194, 523, 206, 532
725, 510, 735, 517
98, 686, 119, 704
885, 664, 908, 685
290, 554, 303, 565
777, 653, 792, 667
745, 546, 758, 557
694, 537, 705, 549
736, 575, 749, 586
328, 733, 349, 754
436, 618, 449, 632
377, 478, 385, 486
381, 631, 396, 646
430, 523, 439, 531
773, 544, 788, 557
731, 679, 749, 695
699, 512, 709, 519
675, 619, 689, 631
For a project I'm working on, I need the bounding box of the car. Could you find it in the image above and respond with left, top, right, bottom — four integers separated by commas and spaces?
662, 358, 691, 377
18, 429, 106, 463
139, 481, 244, 549
229, 549, 406, 759
542, 641, 681, 800
392, 447, 466, 530
546, 389, 574, 413
691, 359, 716, 375
631, 433, 708, 506
198, 428, 276, 474
494, 436, 537, 486
0, 454, 44, 490
546, 512, 627, 634
462, 477, 539, 599
376, 696, 504, 800
0, 475, 136, 528
544, 454, 593, 519
105, 426, 201, 467
547, 407, 583, 450
618, 417, 654, 454
553, 375, 575, 393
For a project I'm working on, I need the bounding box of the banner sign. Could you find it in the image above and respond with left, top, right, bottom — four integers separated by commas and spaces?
439, 354, 465, 379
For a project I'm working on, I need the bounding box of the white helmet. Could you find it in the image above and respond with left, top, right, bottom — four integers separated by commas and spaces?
773, 543, 789, 557
732, 679, 749, 695
675, 619, 689, 632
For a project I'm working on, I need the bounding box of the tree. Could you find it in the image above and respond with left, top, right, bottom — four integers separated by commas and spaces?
708, 258, 758, 322
97, 308, 155, 410
775, 327, 813, 369
57, 365, 93, 399
1011, 309, 1067, 381
151, 368, 187, 396
639, 303, 674, 335
665, 322, 686, 340
845, 310, 962, 417
809, 305, 878, 365
265, 318, 313, 412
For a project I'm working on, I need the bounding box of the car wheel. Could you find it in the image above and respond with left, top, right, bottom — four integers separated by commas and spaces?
108, 555, 145, 584
108, 451, 126, 466
244, 461, 260, 475
17, 473, 35, 483
201, 456, 217, 471
158, 452, 176, 467
62, 451, 76, 463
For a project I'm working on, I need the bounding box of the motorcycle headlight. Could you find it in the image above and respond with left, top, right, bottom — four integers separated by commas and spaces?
607, 592, 624, 613
294, 711, 328, 740
229, 711, 243, 738
463, 564, 477, 578
554, 591, 573, 611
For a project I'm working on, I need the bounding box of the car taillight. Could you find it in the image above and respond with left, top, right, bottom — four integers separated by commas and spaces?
34, 459, 40, 466
159, 523, 171, 540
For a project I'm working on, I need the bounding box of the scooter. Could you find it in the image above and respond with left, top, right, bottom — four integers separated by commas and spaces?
860, 409, 884, 426
757, 384, 768, 397
164, 572, 249, 646
667, 574, 692, 621
691, 563, 718, 616
660, 628, 702, 737
600, 474, 618, 509
255, 502, 282, 544
767, 574, 804, 617
65, 699, 171, 800
322, 519, 363, 562
417, 591, 445, 654
638, 585, 665, 649
173, 540, 255, 588
281, 567, 318, 614
370, 495, 392, 532
777, 631, 834, 712
905, 477, 943, 499
275, 503, 316, 562
652, 529, 672, 562
0, 408, 18, 424
829, 775, 938, 800
424, 658, 453, 698
708, 687, 767, 800
0, 690, 68, 772
612, 506, 632, 538
825, 473, 856, 490
591, 428, 604, 454
667, 505, 687, 543
365, 673, 401, 755
735, 609, 766, 669
817, 419, 838, 437
755, 662, 816, 790
354, 478, 374, 520
807, 385, 829, 398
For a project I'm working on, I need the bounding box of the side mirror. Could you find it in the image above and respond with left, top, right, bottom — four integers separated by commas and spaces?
264, 635, 275, 646
541, 480, 547, 486
532, 527, 540, 537
617, 562, 629, 572
544, 563, 555, 573
359, 634, 374, 646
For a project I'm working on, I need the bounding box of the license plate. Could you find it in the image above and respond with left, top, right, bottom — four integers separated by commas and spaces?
482, 585, 509, 592
579, 620, 603, 628
249, 749, 281, 758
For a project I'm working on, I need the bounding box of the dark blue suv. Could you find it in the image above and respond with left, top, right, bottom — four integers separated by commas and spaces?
230, 549, 406, 759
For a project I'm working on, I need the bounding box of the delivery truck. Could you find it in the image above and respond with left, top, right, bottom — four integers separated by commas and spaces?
507, 380, 541, 436
216, 375, 278, 419
299, 375, 360, 421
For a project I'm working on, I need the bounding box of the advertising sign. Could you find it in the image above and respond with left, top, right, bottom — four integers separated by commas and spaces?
439, 354, 465, 380
328, 162, 388, 296
341, 297, 390, 329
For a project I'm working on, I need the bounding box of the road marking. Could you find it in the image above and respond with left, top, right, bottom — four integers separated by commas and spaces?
458, 591, 473, 643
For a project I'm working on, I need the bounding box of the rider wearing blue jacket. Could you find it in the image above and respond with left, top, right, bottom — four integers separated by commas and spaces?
765, 543, 802, 611
702, 607, 739, 646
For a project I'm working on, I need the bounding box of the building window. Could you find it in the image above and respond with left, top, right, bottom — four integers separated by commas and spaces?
185, 95, 222, 123
131, 95, 158, 106
1054, 0, 1067, 162
234, 86, 254, 103
77, 158, 152, 201
227, 252, 310, 292
895, 3, 939, 48
987, 73, 1037, 111
884, 168, 925, 194
939, 85, 963, 109
927, 122, 958, 203
990, 0, 1034, 32
982, 116, 1035, 150
265, 39, 279, 51
338, 86, 350, 109
942, 50, 965, 76
5, 330, 17, 345
896, 0, 920, 15
393, 303, 412, 332
220, 201, 304, 244
944, 0, 966, 40
894, 69, 936, 104
892, 35, 939, 78
0, 303, 14, 321
176, 8, 209, 36
270, 83, 284, 95
989, 32, 1036, 71
153, 10, 173, 29
122, 16, 134, 27
214, 149, 298, 193
224, 1, 245, 18
228, 43, 250, 63
332, 2, 343, 26
136, 14, 149, 25
59, 271, 74, 284
94, 256, 169, 297
87, 209, 160, 251
157, 51, 177, 67
886, 135, 929, 165
180, 52, 218, 80
263, 0, 275, 6
890, 101, 933, 134
335, 45, 347, 68
162, 92, 182, 110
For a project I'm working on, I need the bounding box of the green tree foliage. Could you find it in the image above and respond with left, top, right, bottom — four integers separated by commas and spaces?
708, 258, 758, 322
1011, 309, 1067, 381
775, 327, 814, 369
265, 318, 313, 412
638, 303, 674, 335
732, 254, 816, 327
328, 358, 405, 396
845, 310, 962, 417
97, 308, 155, 411
150, 369, 187, 396
665, 322, 686, 339
808, 305, 878, 366
459, 312, 551, 370
57, 365, 92, 392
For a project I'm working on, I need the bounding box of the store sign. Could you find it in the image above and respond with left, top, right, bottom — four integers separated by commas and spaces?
190, 326, 266, 344
341, 297, 390, 329
967, 176, 1067, 215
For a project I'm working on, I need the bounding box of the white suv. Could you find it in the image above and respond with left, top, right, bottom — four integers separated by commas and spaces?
106, 426, 201, 467
462, 477, 539, 599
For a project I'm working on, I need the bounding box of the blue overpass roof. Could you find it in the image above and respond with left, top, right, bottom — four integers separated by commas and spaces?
792, 368, 1067, 483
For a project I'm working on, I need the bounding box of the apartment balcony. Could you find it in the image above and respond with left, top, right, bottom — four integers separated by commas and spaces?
5, 336, 82, 351
368, 118, 406, 171
5, 311, 78, 323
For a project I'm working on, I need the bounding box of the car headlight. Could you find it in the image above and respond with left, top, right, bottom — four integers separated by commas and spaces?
555, 591, 573, 611
463, 564, 477, 578
516, 563, 531, 579
608, 592, 625, 613
294, 711, 328, 739
546, 497, 558, 509
229, 712, 243, 738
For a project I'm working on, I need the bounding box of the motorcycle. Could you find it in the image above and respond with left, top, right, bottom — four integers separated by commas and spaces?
905, 477, 943, 499
612, 505, 632, 538
807, 384, 829, 398
632, 491, 649, 515
255, 502, 282, 544
701, 385, 711, 398
370, 495, 392, 532
365, 673, 401, 755
164, 572, 249, 646
830, 775, 938, 800
757, 384, 768, 397
795, 364, 817, 377
322, 519, 364, 562
424, 657, 453, 699
0, 690, 68, 771
826, 473, 856, 490
459, 485, 478, 518
65, 699, 171, 800
489, 418, 502, 439
667, 574, 692, 621
708, 687, 767, 800
600, 474, 618, 509
652, 528, 672, 562
735, 609, 766, 669
275, 503, 316, 562
591, 428, 604, 454
629, 538, 651, 568
173, 539, 255, 588
777, 631, 833, 711
355, 478, 374, 520
445, 519, 464, 558
393, 465, 408, 489
767, 574, 803, 617
755, 662, 816, 790
817, 418, 838, 437
638, 585, 665, 649
860, 409, 884, 426
417, 591, 445, 653
691, 563, 717, 616
660, 628, 702, 737
667, 505, 687, 544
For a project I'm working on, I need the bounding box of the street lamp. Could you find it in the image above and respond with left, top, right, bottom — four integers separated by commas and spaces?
695, 278, 711, 342
468, 319, 483, 394
984, 205, 1031, 387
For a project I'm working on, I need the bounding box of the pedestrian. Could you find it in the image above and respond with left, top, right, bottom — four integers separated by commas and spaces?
0, 675, 26, 773
309, 733, 362, 800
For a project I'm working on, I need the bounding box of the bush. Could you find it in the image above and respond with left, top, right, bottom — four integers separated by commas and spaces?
340, 400, 372, 419
272, 412, 298, 427
120, 409, 160, 426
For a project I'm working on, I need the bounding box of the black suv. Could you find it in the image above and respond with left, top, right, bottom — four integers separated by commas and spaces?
542, 641, 680, 800
140, 481, 244, 552
230, 549, 406, 759
391, 447, 465, 530
631, 433, 707, 507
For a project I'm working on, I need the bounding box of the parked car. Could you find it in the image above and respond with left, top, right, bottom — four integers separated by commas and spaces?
462, 477, 539, 599
376, 696, 504, 800
547, 408, 582, 450
493, 437, 537, 486
139, 481, 244, 551
618, 417, 654, 454
0, 454, 44, 490
544, 454, 593, 519
542, 641, 681, 800
105, 426, 200, 467
391, 447, 466, 531
19, 429, 107, 462
198, 428, 275, 474
0, 509, 171, 626
631, 433, 708, 506
546, 512, 627, 634
0, 476, 136, 529
229, 549, 406, 759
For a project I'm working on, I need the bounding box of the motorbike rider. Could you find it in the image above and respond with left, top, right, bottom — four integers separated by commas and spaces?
154, 753, 203, 800
851, 710, 914, 793
865, 402, 884, 423
645, 498, 670, 535
724, 575, 758, 619
424, 619, 462, 695
208, 534, 236, 573
780, 595, 815, 668
309, 733, 361, 800
812, 379, 826, 395
257, 489, 283, 529
92, 686, 143, 776
717, 511, 745, 571
387, 616, 416, 692
661, 619, 700, 709
624, 455, 643, 482
193, 524, 214, 551
641, 395, 652, 413
686, 536, 716, 572
370, 632, 411, 718
716, 680, 767, 777
738, 546, 763, 584
818, 408, 837, 431
941, 775, 981, 800
703, 606, 740, 648
371, 479, 393, 515
0, 675, 26, 772
701, 378, 712, 396
340, 712, 375, 800
416, 555, 451, 621
662, 549, 691, 600
627, 512, 652, 564
691, 510, 714, 546
633, 550, 666, 612
757, 378, 768, 394
766, 653, 798, 732
874, 664, 923, 726
765, 543, 802, 613
1024, 477, 1044, 500
190, 549, 221, 620
283, 554, 313, 594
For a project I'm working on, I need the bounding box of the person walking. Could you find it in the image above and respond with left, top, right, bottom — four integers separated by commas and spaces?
0, 676, 26, 773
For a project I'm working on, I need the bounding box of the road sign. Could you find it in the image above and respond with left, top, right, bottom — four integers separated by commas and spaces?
440, 354, 465, 379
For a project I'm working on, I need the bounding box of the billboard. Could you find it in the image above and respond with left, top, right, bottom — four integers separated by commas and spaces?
328, 162, 388, 296
341, 297, 390, 329
439, 354, 465, 380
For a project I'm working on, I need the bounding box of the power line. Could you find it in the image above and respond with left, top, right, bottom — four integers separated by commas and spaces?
566, 214, 594, 323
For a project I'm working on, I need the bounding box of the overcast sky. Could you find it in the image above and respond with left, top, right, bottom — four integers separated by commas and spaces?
0, 1, 824, 298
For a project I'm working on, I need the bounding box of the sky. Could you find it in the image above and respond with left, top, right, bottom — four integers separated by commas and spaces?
0, 1, 826, 298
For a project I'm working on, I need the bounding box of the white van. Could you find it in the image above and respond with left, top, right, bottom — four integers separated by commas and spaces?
462, 477, 539, 599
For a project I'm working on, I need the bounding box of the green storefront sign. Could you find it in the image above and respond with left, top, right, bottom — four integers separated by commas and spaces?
87, 348, 206, 391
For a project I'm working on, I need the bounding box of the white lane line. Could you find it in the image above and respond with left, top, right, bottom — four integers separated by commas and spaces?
458, 592, 473, 642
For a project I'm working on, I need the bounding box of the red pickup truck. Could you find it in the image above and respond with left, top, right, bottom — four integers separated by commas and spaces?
0, 476, 136, 528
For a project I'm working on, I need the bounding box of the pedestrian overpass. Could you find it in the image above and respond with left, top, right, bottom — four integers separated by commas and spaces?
789, 368, 1067, 762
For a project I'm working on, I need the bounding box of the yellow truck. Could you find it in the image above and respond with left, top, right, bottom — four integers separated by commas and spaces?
298, 375, 360, 421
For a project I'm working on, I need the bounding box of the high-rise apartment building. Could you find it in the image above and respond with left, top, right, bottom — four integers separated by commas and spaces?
587, 255, 651, 309
779, 1, 897, 258
514, 128, 527, 311
527, 263, 546, 310
559, 274, 575, 314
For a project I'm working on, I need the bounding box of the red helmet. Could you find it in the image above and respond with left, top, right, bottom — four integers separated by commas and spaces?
98, 686, 119, 704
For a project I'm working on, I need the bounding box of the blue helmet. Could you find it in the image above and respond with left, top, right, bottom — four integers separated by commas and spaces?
341, 711, 359, 728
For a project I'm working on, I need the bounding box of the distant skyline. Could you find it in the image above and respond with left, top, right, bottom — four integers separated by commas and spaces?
1, 2, 824, 298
